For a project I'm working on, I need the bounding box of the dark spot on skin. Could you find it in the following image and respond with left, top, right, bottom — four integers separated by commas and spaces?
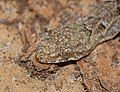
7, 35, 10, 37
3, 52, 5, 54
19, 60, 28, 68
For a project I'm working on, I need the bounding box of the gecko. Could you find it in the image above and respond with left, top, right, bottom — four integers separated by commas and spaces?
21, 0, 120, 64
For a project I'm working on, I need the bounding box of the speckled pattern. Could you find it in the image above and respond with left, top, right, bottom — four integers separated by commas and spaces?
30, 1, 120, 63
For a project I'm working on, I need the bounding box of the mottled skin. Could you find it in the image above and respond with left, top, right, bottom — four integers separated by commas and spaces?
22, 0, 120, 64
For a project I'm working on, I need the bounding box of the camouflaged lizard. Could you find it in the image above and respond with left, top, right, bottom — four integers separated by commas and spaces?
21, 0, 120, 64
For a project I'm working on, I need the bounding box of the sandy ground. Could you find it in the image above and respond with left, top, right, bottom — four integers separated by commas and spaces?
0, 0, 120, 92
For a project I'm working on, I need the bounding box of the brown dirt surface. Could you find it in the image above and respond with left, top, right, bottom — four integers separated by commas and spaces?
0, 0, 120, 92
77, 36, 120, 92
